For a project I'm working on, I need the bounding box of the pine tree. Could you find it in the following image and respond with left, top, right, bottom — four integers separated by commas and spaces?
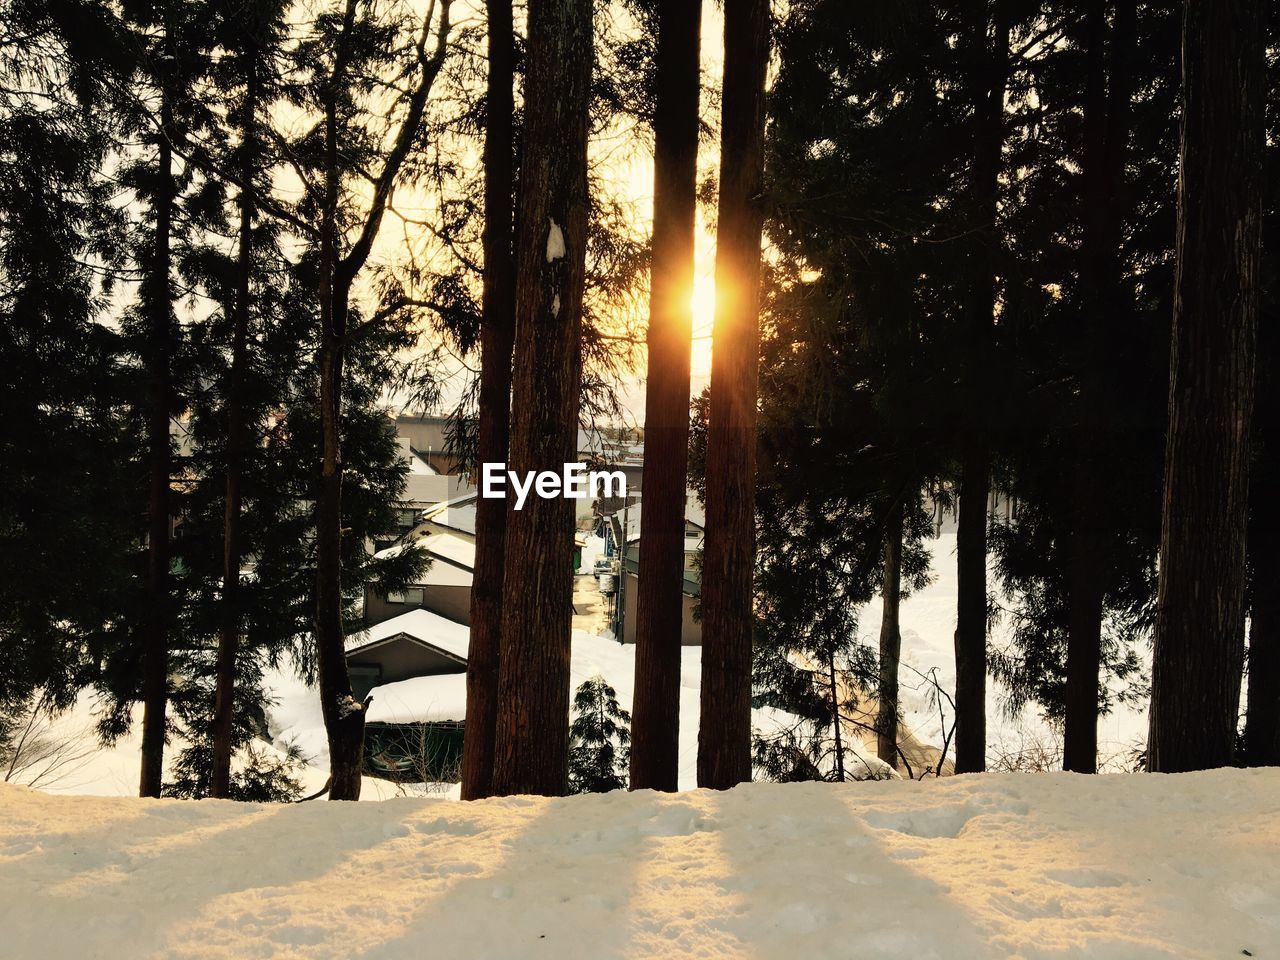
0, 0, 136, 714
751, 0, 962, 779
113, 0, 222, 798
986, 0, 1176, 753
698, 0, 770, 792
630, 0, 701, 794
207, 0, 291, 800
568, 676, 631, 794
299, 0, 453, 800
490, 0, 594, 799
952, 1, 1013, 776
1147, 0, 1263, 772
460, 0, 517, 802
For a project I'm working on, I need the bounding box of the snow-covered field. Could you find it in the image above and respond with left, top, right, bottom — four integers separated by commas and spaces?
3, 769, 1278, 958
9, 532, 1150, 796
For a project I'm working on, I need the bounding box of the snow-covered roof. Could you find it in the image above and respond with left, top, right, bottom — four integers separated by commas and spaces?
374, 532, 475, 586
406, 450, 438, 475
345, 607, 470, 661
421, 492, 479, 536
364, 673, 467, 723
417, 532, 475, 571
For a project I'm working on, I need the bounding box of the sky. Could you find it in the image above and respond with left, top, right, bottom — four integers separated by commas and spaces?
369, 0, 728, 424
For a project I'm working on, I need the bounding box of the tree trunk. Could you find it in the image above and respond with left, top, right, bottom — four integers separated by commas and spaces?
828, 655, 845, 781
309, 0, 450, 799
1147, 0, 1262, 773
630, 0, 701, 794
211, 61, 259, 800
139, 90, 175, 800
1064, 0, 1133, 775
315, 23, 362, 796
1244, 290, 1279, 765
953, 448, 989, 774
697, 0, 770, 791
315, 274, 365, 800
952, 3, 1011, 777
876, 500, 904, 767
489, 0, 592, 799
460, 0, 517, 802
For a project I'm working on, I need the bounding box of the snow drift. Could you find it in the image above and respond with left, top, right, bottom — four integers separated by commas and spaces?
2, 769, 1278, 958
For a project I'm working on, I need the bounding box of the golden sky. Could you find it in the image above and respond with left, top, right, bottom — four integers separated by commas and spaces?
365, 0, 727, 422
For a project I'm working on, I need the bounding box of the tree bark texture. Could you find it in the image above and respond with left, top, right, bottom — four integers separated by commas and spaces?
1147, 0, 1261, 773
697, 0, 770, 791
952, 5, 1011, 776
139, 89, 175, 800
461, 0, 517, 802
490, 0, 592, 798
630, 0, 701, 794
1064, 0, 1134, 775
211, 60, 260, 800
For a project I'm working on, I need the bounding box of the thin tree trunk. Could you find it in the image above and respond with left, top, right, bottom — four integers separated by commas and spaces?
630, 0, 701, 794
315, 269, 364, 800
211, 60, 260, 800
310, 0, 451, 801
460, 0, 517, 802
876, 500, 904, 767
490, 0, 592, 798
697, 0, 770, 791
953, 448, 989, 774
828, 655, 845, 781
1064, 0, 1133, 775
314, 4, 362, 798
952, 3, 1011, 776
1147, 0, 1262, 772
139, 89, 175, 800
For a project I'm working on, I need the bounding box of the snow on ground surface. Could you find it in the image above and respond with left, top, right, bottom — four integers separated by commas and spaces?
2, 770, 1278, 959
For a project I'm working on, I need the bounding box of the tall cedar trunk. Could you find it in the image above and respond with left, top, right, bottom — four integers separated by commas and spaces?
1064, 0, 1133, 774
1244, 311, 1279, 765
489, 0, 592, 798
630, 0, 701, 793
315, 268, 364, 799
211, 61, 259, 799
876, 501, 904, 767
315, 9, 362, 797
139, 89, 175, 799
952, 6, 1011, 776
312, 0, 450, 799
460, 0, 516, 801
1147, 0, 1262, 772
697, 0, 770, 791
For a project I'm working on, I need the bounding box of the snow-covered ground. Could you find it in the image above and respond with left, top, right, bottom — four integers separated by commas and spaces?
10, 532, 1149, 796
3, 769, 1278, 958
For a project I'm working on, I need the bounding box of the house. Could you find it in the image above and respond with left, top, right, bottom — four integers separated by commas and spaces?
595, 494, 705, 646
408, 492, 479, 542
345, 609, 469, 782
365, 530, 476, 626
394, 413, 465, 474
344, 607, 469, 701
617, 535, 704, 646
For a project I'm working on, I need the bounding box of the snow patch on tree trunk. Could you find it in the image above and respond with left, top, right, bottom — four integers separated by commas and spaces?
545, 218, 566, 262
